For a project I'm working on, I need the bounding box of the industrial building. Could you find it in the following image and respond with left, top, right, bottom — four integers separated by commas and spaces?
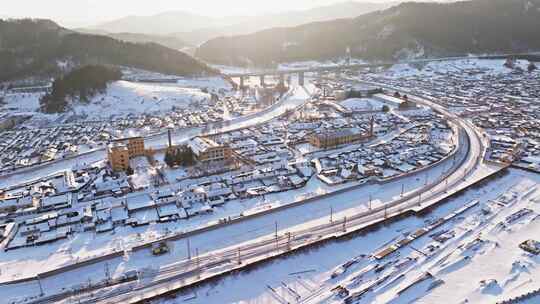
309, 117, 374, 149
188, 137, 232, 163
107, 137, 149, 172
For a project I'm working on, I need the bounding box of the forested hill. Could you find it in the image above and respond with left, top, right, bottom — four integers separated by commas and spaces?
0, 19, 215, 82
74, 29, 190, 51
196, 0, 540, 66
40, 65, 122, 113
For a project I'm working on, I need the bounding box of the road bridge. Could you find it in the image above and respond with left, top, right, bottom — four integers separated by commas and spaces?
225, 52, 540, 88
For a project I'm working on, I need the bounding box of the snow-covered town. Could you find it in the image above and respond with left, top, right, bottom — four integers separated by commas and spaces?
357, 58, 540, 171
1, 56, 539, 304
2, 1, 540, 301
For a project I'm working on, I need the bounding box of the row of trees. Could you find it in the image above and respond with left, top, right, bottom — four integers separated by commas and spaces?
164, 145, 196, 168
40, 65, 122, 113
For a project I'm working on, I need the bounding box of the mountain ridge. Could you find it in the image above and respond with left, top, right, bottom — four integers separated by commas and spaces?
0, 19, 214, 82
74, 29, 189, 50
196, 0, 540, 66
89, 1, 397, 45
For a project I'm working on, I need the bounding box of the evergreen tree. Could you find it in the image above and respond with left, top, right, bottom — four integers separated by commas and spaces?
40, 65, 122, 113
164, 145, 196, 167
164, 149, 175, 167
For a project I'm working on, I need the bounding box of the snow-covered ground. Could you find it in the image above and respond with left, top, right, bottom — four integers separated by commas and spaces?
147, 168, 540, 304
212, 58, 366, 74
278, 58, 366, 71
0, 139, 495, 302
1, 92, 44, 113
130, 156, 156, 190
1, 76, 231, 122
2, 59, 537, 303
175, 77, 231, 91
69, 81, 210, 119
381, 59, 532, 79
340, 98, 387, 112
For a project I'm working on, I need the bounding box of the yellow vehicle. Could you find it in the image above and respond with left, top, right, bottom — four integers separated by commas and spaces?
152, 242, 169, 256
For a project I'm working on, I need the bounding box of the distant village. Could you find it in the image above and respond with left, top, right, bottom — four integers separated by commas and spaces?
360, 58, 540, 172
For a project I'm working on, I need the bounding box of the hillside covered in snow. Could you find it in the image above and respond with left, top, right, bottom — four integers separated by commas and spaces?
2, 76, 231, 121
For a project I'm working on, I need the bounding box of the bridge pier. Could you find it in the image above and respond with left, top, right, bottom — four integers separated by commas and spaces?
259, 75, 265, 87
299, 71, 305, 86
239, 76, 245, 90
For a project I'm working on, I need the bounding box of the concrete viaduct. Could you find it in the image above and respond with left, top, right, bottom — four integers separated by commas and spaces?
223, 52, 540, 88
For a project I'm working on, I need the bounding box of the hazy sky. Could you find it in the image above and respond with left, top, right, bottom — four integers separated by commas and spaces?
2, 0, 395, 27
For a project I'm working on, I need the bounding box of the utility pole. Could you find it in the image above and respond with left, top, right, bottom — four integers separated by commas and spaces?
418, 192, 422, 206
384, 204, 388, 219
401, 184, 404, 198
195, 248, 200, 278
275, 221, 278, 238
37, 275, 44, 296
369, 195, 372, 210
424, 173, 429, 186
105, 262, 111, 283
330, 206, 334, 223
274, 221, 279, 250
287, 232, 292, 251
342, 216, 347, 232
237, 248, 242, 265
187, 238, 191, 260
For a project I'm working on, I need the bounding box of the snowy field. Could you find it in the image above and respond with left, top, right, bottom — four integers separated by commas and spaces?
212, 58, 365, 74
70, 81, 210, 119
381, 59, 533, 79
1, 91, 44, 113
175, 77, 231, 91
1, 76, 232, 121
122, 68, 232, 92
149, 168, 540, 304
278, 58, 366, 71
214, 58, 533, 78
340, 98, 387, 112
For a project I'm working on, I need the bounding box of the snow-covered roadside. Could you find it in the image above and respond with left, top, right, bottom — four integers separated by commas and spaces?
145, 168, 540, 304
0, 141, 492, 301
